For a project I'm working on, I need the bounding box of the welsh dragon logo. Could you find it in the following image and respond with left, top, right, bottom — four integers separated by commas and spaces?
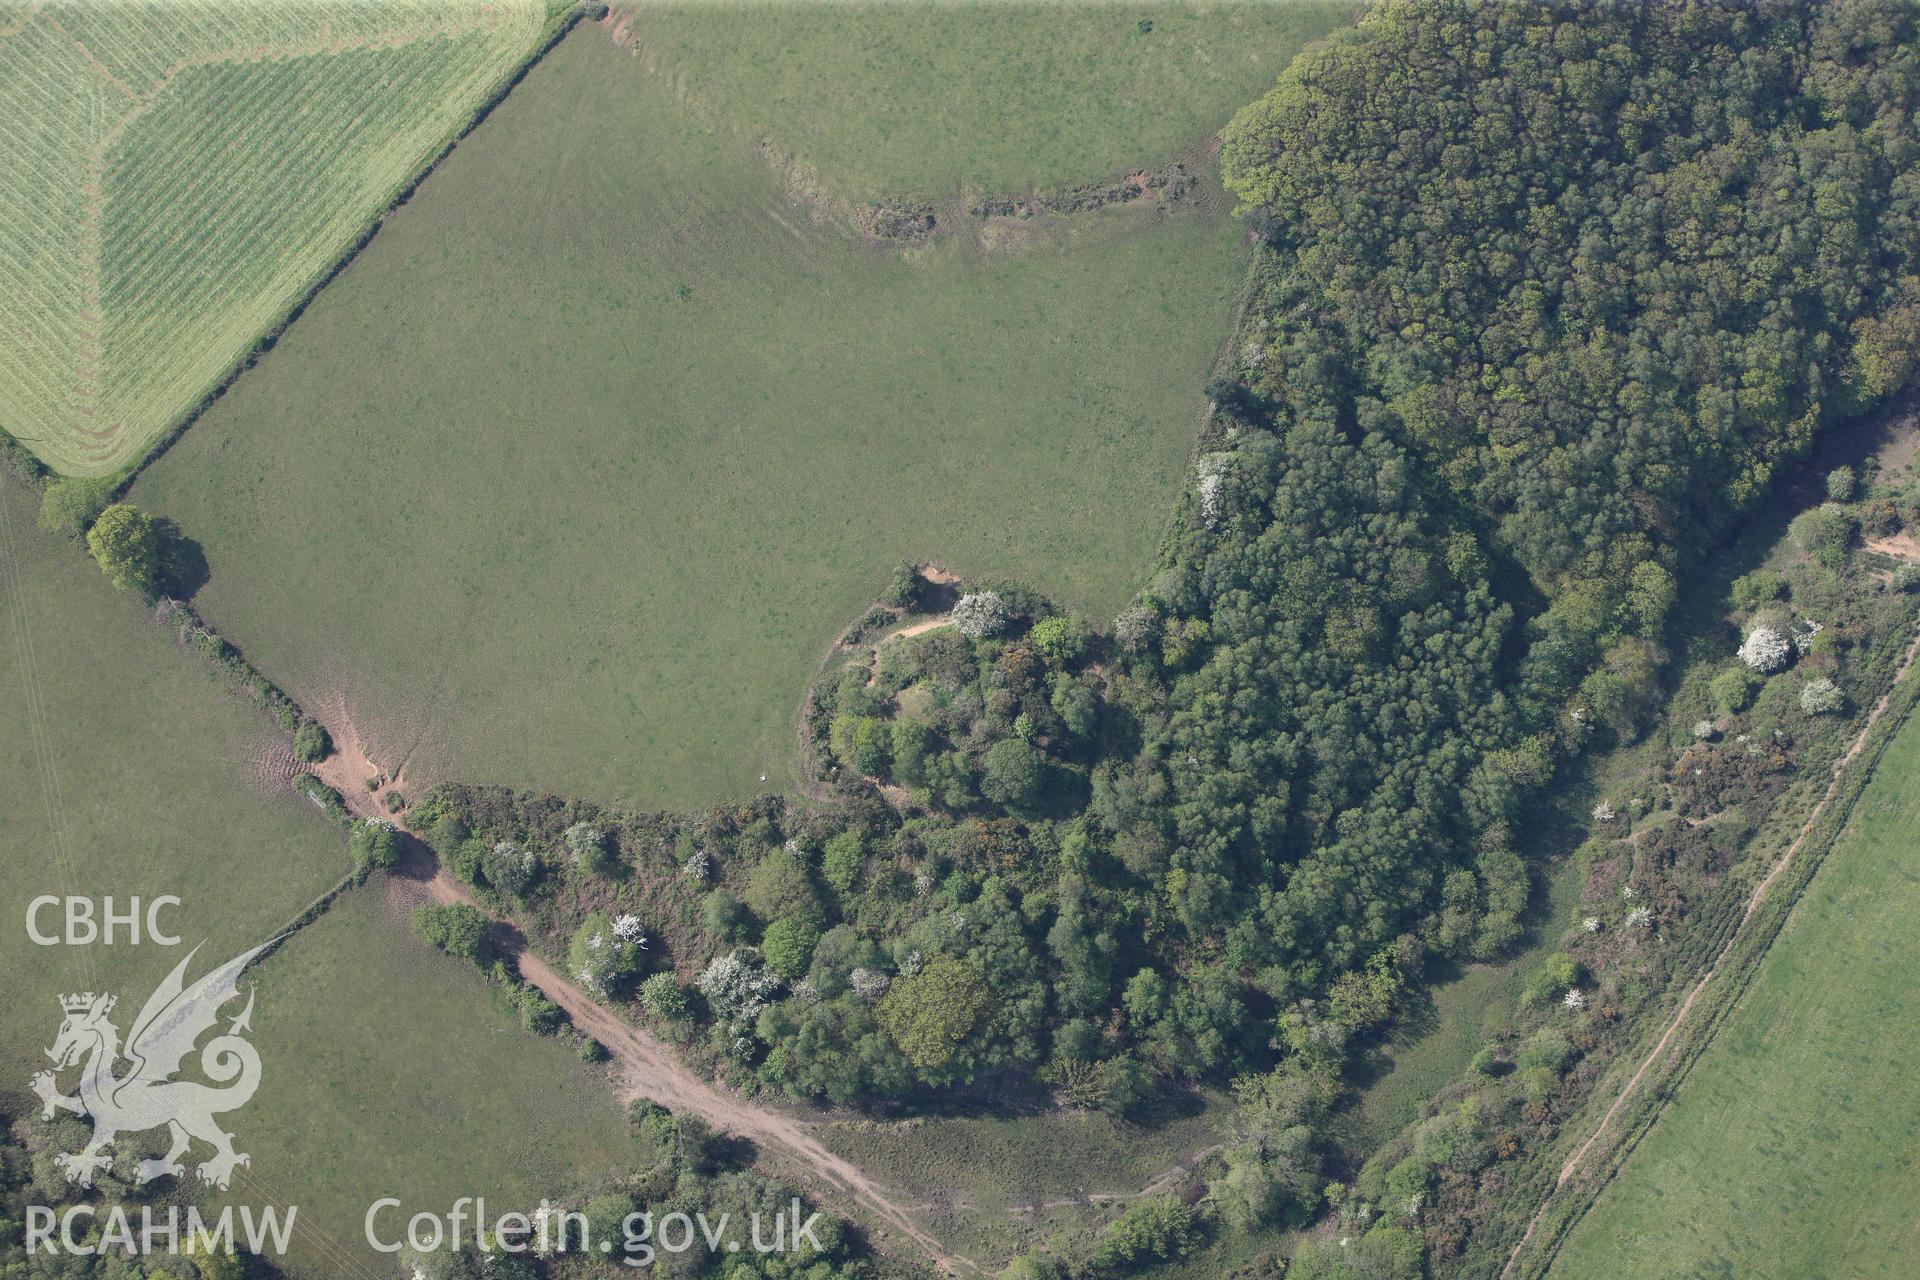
31, 941, 269, 1190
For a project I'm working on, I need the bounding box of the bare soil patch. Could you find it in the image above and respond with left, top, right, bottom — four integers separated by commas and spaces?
598, 7, 636, 50
886, 616, 952, 642
1865, 531, 1920, 564
305, 694, 429, 819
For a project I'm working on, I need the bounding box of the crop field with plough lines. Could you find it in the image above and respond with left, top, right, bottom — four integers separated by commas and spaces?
0, 0, 556, 476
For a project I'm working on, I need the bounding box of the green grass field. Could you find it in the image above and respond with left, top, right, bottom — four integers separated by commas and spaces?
0, 472, 348, 1065
1547, 709, 1920, 1280
623, 1, 1359, 199
211, 888, 641, 1279
0, 0, 554, 477
135, 23, 1268, 810
818, 1093, 1229, 1266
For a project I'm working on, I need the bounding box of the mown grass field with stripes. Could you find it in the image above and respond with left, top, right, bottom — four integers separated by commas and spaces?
0, 0, 558, 477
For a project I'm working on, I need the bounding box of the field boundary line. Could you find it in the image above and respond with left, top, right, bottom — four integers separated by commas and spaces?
254, 868, 363, 967
255, 743, 967, 1279
199, 871, 419, 1280
1498, 618, 1920, 1279
1147, 240, 1263, 578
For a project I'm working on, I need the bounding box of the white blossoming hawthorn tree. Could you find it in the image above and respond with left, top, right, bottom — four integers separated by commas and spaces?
564, 821, 615, 876
699, 951, 781, 1023
1800, 677, 1843, 715
1739, 625, 1791, 673
570, 911, 643, 999
952, 590, 1010, 639
1112, 605, 1158, 655
484, 840, 537, 897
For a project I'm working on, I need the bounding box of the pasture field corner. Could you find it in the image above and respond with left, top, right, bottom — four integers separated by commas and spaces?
815, 1090, 1231, 1267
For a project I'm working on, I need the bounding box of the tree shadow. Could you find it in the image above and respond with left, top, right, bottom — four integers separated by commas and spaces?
1124, 1080, 1211, 1131
915, 573, 960, 617
873, 1073, 1210, 1135
154, 516, 209, 597
391, 833, 442, 885
706, 1131, 759, 1170
1344, 970, 1446, 1099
